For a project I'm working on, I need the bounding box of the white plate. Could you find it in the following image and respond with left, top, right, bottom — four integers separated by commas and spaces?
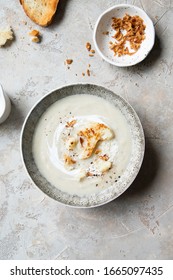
93, 4, 155, 67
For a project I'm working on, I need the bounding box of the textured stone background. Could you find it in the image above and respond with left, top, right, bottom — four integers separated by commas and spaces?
0, 0, 173, 259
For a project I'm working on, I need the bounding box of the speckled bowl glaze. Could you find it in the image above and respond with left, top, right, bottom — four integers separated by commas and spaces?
21, 84, 145, 208
93, 4, 155, 67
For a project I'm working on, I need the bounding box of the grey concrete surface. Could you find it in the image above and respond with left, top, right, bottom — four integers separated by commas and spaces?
0, 0, 173, 259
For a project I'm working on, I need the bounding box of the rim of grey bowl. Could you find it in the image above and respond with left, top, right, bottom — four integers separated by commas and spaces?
93, 4, 155, 67
20, 83, 145, 208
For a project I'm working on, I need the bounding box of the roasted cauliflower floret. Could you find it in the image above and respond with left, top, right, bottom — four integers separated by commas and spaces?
94, 158, 112, 173
66, 137, 77, 151
78, 123, 114, 159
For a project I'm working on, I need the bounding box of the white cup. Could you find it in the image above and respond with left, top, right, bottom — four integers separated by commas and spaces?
0, 84, 11, 124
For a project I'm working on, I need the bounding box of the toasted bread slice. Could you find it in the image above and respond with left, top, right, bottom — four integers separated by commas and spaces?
20, 0, 59, 26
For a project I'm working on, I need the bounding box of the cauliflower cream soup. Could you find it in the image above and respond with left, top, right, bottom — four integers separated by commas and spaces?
32, 94, 132, 196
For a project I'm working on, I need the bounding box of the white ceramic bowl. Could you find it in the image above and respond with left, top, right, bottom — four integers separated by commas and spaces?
93, 4, 155, 67
0, 84, 11, 124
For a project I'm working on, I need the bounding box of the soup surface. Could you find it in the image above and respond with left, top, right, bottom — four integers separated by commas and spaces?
32, 94, 132, 196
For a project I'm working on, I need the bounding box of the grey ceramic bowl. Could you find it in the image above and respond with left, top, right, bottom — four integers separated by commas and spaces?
21, 84, 145, 208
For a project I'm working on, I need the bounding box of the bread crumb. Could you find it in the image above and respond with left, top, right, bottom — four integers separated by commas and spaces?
32, 36, 40, 43
0, 27, 14, 47
87, 69, 90, 76
29, 29, 40, 37
89, 54, 94, 57
29, 29, 41, 43
82, 72, 85, 76
90, 49, 95, 53
86, 42, 91, 51
65, 59, 73, 65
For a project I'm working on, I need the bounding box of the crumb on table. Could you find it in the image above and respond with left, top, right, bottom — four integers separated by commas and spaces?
86, 42, 91, 51
29, 29, 41, 43
29, 29, 40, 37
87, 69, 90, 76
65, 59, 73, 65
